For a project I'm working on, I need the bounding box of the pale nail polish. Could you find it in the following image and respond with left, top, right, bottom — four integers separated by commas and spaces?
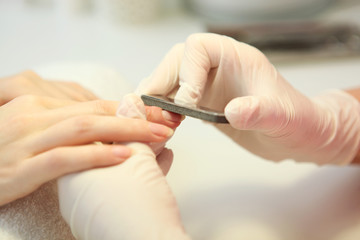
112, 146, 132, 159
149, 123, 174, 137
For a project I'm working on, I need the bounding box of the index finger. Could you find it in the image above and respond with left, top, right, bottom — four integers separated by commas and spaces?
174, 33, 230, 106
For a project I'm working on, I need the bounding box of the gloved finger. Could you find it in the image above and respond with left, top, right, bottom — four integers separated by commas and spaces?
175, 33, 260, 106
117, 93, 147, 119
174, 33, 226, 106
156, 148, 174, 176
28, 116, 174, 154
225, 96, 291, 133
11, 144, 132, 201
135, 43, 185, 97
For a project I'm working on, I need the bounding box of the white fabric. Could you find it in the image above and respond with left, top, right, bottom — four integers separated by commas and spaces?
0, 181, 74, 240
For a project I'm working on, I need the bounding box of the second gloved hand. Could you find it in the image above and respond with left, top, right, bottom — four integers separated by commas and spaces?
136, 33, 360, 165
58, 94, 189, 240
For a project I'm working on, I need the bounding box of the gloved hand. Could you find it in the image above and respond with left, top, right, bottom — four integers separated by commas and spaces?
137, 33, 360, 165
58, 94, 190, 240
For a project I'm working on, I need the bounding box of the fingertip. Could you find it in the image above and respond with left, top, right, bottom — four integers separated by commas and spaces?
225, 96, 261, 130
111, 145, 132, 162
148, 122, 174, 138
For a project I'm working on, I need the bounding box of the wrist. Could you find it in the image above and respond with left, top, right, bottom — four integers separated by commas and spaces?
310, 90, 360, 165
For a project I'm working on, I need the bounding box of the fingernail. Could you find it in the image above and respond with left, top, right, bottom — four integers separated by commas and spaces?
112, 146, 132, 159
149, 122, 174, 138
162, 110, 184, 122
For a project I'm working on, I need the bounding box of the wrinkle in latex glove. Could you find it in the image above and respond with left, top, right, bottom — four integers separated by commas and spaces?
116, 93, 146, 119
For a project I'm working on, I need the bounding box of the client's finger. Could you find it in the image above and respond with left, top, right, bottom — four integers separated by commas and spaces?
15, 144, 132, 198
40, 100, 120, 125
5, 95, 77, 111
52, 81, 98, 101
29, 116, 174, 153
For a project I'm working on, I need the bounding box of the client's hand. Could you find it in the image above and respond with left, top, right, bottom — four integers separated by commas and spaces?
58, 94, 190, 240
0, 95, 175, 206
137, 33, 360, 165
0, 70, 97, 106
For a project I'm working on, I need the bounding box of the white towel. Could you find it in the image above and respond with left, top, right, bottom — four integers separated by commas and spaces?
0, 180, 75, 240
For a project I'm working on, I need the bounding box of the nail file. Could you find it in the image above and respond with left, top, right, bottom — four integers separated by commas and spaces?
141, 94, 229, 124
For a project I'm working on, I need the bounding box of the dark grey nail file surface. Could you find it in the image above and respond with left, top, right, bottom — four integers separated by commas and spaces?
141, 94, 229, 124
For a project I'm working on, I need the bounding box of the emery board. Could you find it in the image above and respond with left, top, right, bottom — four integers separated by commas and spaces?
141, 94, 229, 124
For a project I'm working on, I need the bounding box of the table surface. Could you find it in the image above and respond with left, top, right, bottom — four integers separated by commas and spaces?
1, 1, 360, 239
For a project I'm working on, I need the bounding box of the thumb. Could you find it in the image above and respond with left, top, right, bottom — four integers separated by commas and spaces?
225, 96, 288, 133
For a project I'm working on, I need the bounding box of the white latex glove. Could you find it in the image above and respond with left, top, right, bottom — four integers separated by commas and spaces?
58, 95, 190, 240
137, 33, 360, 165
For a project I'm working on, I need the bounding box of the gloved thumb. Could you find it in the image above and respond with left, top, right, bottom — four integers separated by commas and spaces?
225, 96, 288, 133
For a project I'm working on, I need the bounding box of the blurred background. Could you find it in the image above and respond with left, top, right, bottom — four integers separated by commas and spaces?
1, 0, 360, 239
1, 0, 360, 88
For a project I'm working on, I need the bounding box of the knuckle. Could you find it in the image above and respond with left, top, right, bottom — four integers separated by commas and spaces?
92, 99, 116, 115
6, 95, 47, 111
8, 114, 35, 135
170, 43, 185, 54
44, 148, 66, 170
185, 33, 202, 44
63, 80, 81, 89
71, 116, 94, 135
184, 34, 199, 47
185, 33, 214, 46
13, 70, 40, 84
12, 94, 40, 105
69, 82, 82, 88
21, 70, 40, 78
12, 75, 32, 87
